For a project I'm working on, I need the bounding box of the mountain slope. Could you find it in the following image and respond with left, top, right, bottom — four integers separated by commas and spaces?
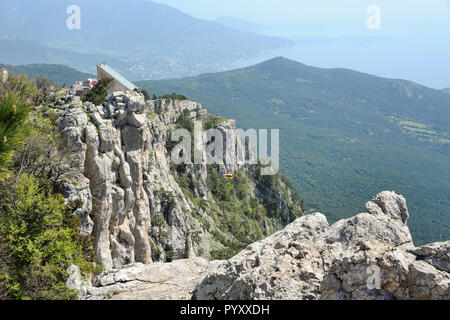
215, 16, 264, 33
137, 57, 450, 245
443, 88, 450, 94
0, 63, 95, 86
0, 33, 120, 74
0, 0, 289, 49
0, 0, 292, 79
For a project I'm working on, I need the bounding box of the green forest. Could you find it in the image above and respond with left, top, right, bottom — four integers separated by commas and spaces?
138, 57, 450, 245
0, 73, 99, 299
0, 63, 95, 87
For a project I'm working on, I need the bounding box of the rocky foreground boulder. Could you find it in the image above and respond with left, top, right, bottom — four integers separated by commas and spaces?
193, 191, 449, 300
86, 191, 449, 300
84, 258, 222, 300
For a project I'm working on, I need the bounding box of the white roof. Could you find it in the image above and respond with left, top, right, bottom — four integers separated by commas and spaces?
98, 64, 137, 91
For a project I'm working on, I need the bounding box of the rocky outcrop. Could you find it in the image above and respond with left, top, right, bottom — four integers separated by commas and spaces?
51, 93, 448, 300
192, 191, 450, 300
57, 93, 153, 270
54, 93, 204, 270
52, 92, 304, 272
84, 191, 448, 300
84, 258, 223, 300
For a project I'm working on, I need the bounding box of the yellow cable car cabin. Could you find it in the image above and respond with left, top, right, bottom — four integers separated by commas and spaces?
225, 170, 233, 180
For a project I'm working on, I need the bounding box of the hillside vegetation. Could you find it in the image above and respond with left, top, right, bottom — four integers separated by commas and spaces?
0, 33, 118, 75
138, 57, 450, 245
0, 73, 97, 299
0, 63, 95, 87
0, 71, 306, 299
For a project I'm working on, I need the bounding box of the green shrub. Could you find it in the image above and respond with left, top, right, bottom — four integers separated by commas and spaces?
81, 78, 113, 105
92, 264, 104, 277
0, 93, 31, 180
0, 174, 94, 300
203, 114, 226, 130
210, 248, 237, 260
184, 240, 190, 259
155, 188, 175, 207
191, 231, 201, 245
176, 108, 194, 133
165, 249, 177, 262
149, 241, 161, 262
140, 89, 150, 101
159, 93, 189, 101
0, 72, 42, 105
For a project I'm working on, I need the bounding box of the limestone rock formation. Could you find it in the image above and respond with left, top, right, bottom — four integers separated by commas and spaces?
50, 93, 448, 300
66, 265, 84, 293
51, 92, 304, 272
192, 191, 450, 300
58, 92, 156, 270
84, 258, 222, 300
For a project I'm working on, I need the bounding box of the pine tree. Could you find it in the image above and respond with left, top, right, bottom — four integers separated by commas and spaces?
81, 78, 113, 105
0, 93, 31, 180
140, 89, 150, 101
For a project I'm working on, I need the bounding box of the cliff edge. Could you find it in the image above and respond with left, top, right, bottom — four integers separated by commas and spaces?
86, 191, 449, 300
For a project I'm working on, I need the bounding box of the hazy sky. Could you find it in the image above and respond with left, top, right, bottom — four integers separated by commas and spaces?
151, 1, 450, 88
153, 0, 450, 34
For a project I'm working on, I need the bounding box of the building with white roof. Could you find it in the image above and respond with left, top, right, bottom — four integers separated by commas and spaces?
97, 64, 137, 94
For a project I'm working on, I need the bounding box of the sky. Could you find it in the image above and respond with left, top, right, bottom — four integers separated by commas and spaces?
153, 0, 450, 33
152, 0, 450, 88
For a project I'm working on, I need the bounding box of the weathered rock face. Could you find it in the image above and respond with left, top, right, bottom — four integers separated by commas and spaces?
84, 258, 223, 300
54, 92, 304, 272
52, 93, 448, 300
192, 191, 450, 300
57, 93, 153, 270
55, 93, 204, 270
193, 213, 329, 300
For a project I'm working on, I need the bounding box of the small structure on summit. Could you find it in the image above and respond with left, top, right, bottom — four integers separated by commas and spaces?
0, 68, 8, 83
69, 78, 98, 96
97, 64, 137, 94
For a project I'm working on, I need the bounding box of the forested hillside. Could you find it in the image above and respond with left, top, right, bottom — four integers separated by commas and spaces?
0, 71, 305, 299
138, 57, 450, 245
0, 33, 118, 75
0, 63, 95, 87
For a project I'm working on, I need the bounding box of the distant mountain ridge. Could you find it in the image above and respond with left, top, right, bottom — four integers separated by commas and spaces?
0, 0, 293, 80
215, 16, 265, 33
0, 62, 95, 86
443, 88, 450, 93
137, 57, 450, 245
0, 33, 119, 75
0, 0, 289, 48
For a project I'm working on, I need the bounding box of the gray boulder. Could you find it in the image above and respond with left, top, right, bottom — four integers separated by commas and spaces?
85, 258, 222, 300
193, 191, 449, 300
